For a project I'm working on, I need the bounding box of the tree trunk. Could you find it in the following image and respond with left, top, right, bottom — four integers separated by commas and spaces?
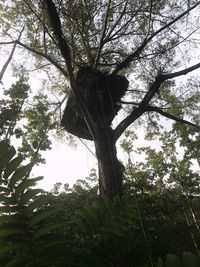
94, 125, 124, 197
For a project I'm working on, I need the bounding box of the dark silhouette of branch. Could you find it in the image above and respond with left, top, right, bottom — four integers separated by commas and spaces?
16, 40, 68, 77
114, 61, 200, 140
0, 27, 24, 83
113, 2, 200, 74
146, 106, 200, 129
164, 62, 200, 79
44, 0, 96, 139
44, 0, 72, 74
93, 0, 112, 68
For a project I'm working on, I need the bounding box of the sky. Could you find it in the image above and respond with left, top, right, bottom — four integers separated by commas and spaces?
1, 43, 199, 192
33, 139, 97, 191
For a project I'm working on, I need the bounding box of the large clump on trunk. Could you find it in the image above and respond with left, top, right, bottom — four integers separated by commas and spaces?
61, 67, 129, 140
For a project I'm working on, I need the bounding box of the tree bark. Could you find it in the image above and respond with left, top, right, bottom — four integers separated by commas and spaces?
94, 125, 124, 197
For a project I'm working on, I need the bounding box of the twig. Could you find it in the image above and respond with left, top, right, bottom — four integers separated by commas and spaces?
113, 2, 200, 74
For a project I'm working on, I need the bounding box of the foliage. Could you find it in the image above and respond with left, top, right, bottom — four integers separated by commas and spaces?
155, 252, 200, 267
0, 140, 143, 267
0, 0, 200, 264
0, 140, 70, 267
0, 140, 200, 266
0, 77, 56, 164
0, 0, 200, 197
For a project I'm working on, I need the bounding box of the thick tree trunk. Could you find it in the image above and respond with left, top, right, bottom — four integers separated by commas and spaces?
94, 125, 124, 197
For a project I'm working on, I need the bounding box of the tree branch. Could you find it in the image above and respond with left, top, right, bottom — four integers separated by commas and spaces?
164, 62, 200, 79
93, 0, 112, 68
44, 0, 97, 139
146, 106, 200, 129
0, 27, 24, 83
16, 40, 68, 77
113, 1, 200, 74
114, 60, 200, 140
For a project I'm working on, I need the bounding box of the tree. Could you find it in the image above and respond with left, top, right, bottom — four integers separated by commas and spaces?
0, 77, 55, 164
0, 0, 200, 197
1, 140, 200, 266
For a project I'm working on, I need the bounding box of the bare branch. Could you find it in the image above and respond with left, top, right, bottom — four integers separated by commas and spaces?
114, 60, 200, 140
105, 0, 129, 41
113, 1, 200, 74
114, 106, 146, 141
16, 40, 68, 77
146, 106, 200, 129
93, 0, 112, 68
120, 100, 139, 106
0, 27, 24, 83
164, 62, 200, 79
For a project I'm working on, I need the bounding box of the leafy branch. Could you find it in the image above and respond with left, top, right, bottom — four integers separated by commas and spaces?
113, 1, 200, 74
114, 62, 200, 140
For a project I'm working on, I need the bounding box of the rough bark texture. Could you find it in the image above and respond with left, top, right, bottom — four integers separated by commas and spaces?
94, 125, 124, 197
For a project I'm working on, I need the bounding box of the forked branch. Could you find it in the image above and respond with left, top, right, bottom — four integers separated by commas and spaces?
113, 1, 200, 74
114, 62, 200, 140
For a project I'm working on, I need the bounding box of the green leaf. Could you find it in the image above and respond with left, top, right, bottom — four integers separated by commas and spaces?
0, 243, 27, 256
0, 145, 16, 172
0, 227, 25, 238
0, 141, 10, 155
0, 186, 11, 194
165, 254, 181, 267
10, 163, 33, 187
20, 188, 44, 205
0, 214, 22, 224
15, 177, 43, 199
29, 207, 59, 226
0, 206, 19, 214
0, 194, 15, 205
32, 222, 65, 241
4, 255, 30, 267
4, 155, 24, 178
182, 252, 199, 267
25, 195, 51, 215
156, 257, 165, 267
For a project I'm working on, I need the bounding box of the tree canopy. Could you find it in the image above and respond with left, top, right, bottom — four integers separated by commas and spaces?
0, 1, 199, 194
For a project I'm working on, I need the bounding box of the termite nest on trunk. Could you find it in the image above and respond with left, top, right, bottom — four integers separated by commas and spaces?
61, 67, 129, 140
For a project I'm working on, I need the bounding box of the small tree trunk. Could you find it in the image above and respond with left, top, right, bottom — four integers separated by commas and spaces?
94, 125, 124, 197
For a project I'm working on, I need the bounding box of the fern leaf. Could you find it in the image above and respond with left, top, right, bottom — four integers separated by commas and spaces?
0, 142, 16, 166
15, 177, 43, 199
4, 156, 24, 179
0, 186, 11, 194
0, 206, 19, 214
10, 163, 33, 188
20, 188, 44, 205
32, 222, 65, 241
156, 257, 165, 267
29, 207, 59, 226
0, 227, 25, 238
165, 254, 181, 267
0, 243, 27, 257
0, 194, 15, 205
182, 252, 199, 267
25, 195, 51, 215
0, 214, 22, 224
4, 255, 30, 267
